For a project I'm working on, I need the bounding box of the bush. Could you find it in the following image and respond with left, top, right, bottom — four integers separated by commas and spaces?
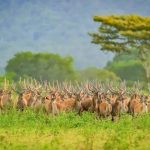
5, 52, 77, 81
77, 67, 120, 82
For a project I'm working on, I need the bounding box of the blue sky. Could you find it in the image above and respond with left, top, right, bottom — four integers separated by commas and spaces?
0, 0, 150, 71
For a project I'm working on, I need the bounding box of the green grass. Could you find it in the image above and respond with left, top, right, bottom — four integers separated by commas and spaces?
0, 109, 150, 150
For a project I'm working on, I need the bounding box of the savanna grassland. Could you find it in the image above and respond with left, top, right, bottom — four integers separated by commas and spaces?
0, 109, 150, 150
0, 1, 150, 150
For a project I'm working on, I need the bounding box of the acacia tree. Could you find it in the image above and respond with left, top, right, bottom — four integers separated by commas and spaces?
90, 15, 150, 82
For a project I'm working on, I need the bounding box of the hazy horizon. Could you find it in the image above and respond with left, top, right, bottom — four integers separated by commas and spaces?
0, 0, 150, 72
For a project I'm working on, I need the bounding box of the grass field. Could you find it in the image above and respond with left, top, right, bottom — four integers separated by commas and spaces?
0, 109, 150, 150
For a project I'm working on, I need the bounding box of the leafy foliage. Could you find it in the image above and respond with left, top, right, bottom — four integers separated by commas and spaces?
77, 67, 120, 81
106, 60, 146, 81
90, 14, 150, 81
6, 52, 77, 81
105, 50, 147, 83
91, 15, 150, 52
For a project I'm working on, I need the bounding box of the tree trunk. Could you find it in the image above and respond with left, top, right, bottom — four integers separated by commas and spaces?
143, 60, 150, 84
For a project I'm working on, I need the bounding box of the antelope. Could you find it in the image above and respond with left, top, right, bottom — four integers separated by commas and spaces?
43, 90, 73, 115
62, 85, 79, 112
96, 92, 112, 118
73, 89, 94, 115
0, 89, 12, 111
30, 90, 44, 113
14, 79, 44, 111
111, 98, 123, 121
43, 94, 57, 115
108, 82, 128, 121
0, 79, 12, 111
16, 90, 33, 110
128, 93, 148, 117
1, 78, 150, 121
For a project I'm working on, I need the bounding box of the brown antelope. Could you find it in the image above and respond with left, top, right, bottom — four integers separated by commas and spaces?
47, 83, 89, 115
111, 98, 123, 121
108, 93, 118, 105
86, 82, 101, 113
16, 90, 30, 110
14, 79, 43, 111
63, 95, 78, 112
43, 95, 54, 115
53, 91, 77, 114
30, 90, 44, 113
108, 82, 128, 121
17, 90, 33, 110
96, 92, 112, 118
140, 95, 148, 113
119, 95, 130, 114
110, 94, 125, 121
0, 89, 12, 111
1, 79, 150, 121
128, 93, 148, 117
43, 90, 69, 115
62, 86, 79, 112
74, 90, 93, 115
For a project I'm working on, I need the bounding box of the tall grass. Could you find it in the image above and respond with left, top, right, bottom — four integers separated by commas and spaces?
0, 109, 150, 150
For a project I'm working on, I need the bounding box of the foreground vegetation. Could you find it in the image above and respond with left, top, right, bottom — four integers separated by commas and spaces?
0, 109, 150, 150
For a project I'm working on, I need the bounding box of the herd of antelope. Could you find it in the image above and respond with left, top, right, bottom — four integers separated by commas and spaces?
0, 79, 150, 121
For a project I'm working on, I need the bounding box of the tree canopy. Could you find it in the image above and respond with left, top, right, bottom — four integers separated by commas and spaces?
90, 15, 150, 52
90, 14, 150, 81
105, 51, 147, 83
6, 52, 77, 81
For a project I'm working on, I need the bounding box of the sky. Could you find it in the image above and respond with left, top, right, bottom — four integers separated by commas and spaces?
0, 0, 150, 72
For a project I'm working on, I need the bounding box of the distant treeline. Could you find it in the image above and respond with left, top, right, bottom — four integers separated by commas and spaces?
0, 51, 147, 86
